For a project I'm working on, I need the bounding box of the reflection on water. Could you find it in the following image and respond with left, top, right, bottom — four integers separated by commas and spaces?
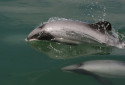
28, 41, 111, 59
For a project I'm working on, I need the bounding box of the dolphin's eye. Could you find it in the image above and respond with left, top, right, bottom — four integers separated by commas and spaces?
39, 24, 45, 29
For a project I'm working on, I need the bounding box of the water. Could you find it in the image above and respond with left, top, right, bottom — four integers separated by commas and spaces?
0, 0, 125, 85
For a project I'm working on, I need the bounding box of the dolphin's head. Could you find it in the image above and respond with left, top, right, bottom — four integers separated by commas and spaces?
25, 24, 54, 41
61, 63, 83, 71
61, 63, 93, 75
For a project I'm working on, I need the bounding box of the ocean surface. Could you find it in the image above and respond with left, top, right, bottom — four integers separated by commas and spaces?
0, 0, 125, 85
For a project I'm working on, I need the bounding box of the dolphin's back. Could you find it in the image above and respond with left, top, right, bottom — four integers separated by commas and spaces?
42, 20, 110, 44
81, 60, 125, 78
43, 20, 111, 34
43, 20, 90, 34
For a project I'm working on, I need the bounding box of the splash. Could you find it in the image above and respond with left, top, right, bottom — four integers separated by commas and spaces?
47, 17, 68, 22
42, 17, 85, 24
78, 0, 107, 22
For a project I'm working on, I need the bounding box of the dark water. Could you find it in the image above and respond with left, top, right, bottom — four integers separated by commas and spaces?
0, 0, 125, 85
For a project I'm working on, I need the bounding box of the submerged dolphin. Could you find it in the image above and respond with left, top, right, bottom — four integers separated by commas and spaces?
62, 60, 125, 85
25, 18, 125, 48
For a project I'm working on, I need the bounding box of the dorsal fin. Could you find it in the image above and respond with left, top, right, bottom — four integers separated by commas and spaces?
89, 21, 112, 33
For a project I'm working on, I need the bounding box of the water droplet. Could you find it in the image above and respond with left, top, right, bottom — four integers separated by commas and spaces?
102, 19, 104, 21
95, 2, 98, 4
103, 13, 106, 17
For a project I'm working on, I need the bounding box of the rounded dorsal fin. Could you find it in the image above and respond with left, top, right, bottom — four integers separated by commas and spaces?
89, 21, 112, 33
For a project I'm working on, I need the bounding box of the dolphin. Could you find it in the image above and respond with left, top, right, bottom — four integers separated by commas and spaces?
25, 18, 125, 48
62, 60, 125, 85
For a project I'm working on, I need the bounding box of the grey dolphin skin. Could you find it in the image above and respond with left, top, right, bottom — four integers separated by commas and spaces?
62, 60, 125, 85
26, 18, 125, 48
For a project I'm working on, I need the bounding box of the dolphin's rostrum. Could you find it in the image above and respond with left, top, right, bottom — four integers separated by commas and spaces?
26, 18, 125, 48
